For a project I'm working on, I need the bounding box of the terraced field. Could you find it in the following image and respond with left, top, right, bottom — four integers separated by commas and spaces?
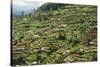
11, 3, 97, 66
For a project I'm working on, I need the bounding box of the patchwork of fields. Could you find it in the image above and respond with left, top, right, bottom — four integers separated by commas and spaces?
11, 3, 97, 66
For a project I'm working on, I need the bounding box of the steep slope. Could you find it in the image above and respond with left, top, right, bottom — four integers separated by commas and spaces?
11, 3, 97, 66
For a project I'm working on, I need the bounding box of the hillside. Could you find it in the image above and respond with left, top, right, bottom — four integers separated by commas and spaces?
11, 3, 97, 66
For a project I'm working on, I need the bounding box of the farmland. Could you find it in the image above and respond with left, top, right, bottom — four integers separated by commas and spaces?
11, 3, 97, 66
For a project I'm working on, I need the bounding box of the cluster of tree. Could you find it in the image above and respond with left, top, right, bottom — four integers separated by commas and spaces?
37, 3, 66, 11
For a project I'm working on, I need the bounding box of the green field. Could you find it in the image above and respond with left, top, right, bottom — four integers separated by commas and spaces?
11, 3, 97, 66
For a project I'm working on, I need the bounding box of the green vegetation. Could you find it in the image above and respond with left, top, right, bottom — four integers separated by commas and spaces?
11, 3, 97, 66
